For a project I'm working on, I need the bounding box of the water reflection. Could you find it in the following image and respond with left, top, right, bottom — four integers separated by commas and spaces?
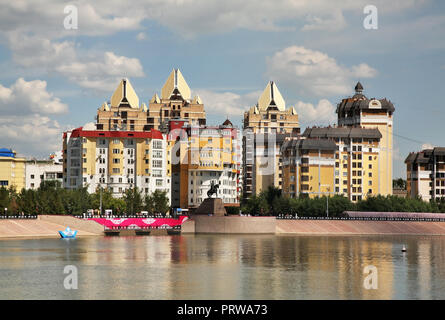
0, 234, 444, 299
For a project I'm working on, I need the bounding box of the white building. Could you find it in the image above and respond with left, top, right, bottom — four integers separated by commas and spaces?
63, 126, 170, 202
25, 159, 63, 189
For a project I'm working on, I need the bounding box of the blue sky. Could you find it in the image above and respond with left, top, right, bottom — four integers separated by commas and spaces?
0, 0, 444, 179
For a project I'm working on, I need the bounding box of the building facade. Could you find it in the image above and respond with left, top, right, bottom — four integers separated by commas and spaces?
148, 69, 206, 132
302, 126, 382, 202
63, 127, 170, 200
336, 82, 395, 196
405, 147, 445, 201
171, 120, 241, 209
243, 81, 299, 198
25, 159, 63, 189
282, 138, 337, 198
0, 148, 26, 191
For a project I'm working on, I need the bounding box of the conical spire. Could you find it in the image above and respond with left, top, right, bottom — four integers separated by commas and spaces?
257, 81, 285, 111
355, 81, 364, 94
150, 93, 160, 104
161, 68, 191, 101
110, 78, 139, 108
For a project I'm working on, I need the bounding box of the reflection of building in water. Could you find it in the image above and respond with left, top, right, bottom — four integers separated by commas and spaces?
417, 242, 432, 299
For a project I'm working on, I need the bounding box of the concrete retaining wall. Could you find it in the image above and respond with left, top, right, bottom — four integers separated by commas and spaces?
182, 219, 195, 234
193, 215, 276, 234
276, 219, 445, 235
39, 215, 104, 234
0, 215, 103, 239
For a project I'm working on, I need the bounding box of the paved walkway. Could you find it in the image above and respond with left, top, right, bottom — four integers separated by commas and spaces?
276, 219, 445, 235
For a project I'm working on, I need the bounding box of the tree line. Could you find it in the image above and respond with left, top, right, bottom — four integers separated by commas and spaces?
0, 181, 170, 216
238, 186, 445, 217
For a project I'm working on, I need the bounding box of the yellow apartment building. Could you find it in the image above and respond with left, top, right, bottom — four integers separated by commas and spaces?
282, 139, 337, 198
302, 126, 383, 202
337, 82, 395, 196
170, 120, 241, 209
0, 148, 26, 191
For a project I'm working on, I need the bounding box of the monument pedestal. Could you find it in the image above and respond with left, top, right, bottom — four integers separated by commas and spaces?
194, 198, 226, 216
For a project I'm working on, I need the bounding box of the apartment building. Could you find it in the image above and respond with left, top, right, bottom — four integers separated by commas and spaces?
282, 138, 337, 198
63, 126, 170, 200
148, 69, 206, 132
337, 82, 395, 196
96, 70, 206, 133
405, 147, 445, 201
302, 126, 382, 202
25, 159, 63, 189
170, 120, 241, 209
243, 81, 299, 198
0, 148, 26, 191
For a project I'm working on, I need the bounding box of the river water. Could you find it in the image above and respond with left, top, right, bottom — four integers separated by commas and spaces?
0, 234, 444, 299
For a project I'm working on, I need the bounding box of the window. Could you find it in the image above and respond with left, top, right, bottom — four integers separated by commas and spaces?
112, 139, 119, 144
153, 150, 163, 158
368, 164, 372, 169
156, 179, 163, 187
112, 158, 120, 164
31, 175, 35, 179
152, 160, 162, 168
369, 181, 372, 186
112, 149, 120, 154
153, 140, 163, 149
112, 168, 120, 174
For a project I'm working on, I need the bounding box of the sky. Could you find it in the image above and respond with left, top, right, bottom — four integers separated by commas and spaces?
0, 0, 444, 179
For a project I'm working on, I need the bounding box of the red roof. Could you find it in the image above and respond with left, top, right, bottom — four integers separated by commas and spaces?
70, 127, 164, 139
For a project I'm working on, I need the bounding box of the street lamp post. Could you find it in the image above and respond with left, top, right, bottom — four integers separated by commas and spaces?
319, 184, 330, 217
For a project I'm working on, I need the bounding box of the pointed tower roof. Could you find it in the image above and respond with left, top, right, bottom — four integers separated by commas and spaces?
257, 81, 285, 111
99, 101, 110, 111
287, 106, 297, 115
192, 95, 202, 104
140, 103, 148, 112
150, 93, 160, 104
161, 68, 191, 101
110, 78, 139, 108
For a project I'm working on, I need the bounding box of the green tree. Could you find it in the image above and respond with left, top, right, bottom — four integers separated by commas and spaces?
123, 187, 143, 215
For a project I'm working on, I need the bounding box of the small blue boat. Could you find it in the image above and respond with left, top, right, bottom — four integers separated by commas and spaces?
59, 227, 77, 239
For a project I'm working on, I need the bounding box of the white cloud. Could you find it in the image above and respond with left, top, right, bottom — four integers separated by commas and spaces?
293, 99, 336, 125
194, 89, 261, 117
0, 78, 68, 115
0, 1, 425, 40
7, 34, 145, 91
0, 114, 67, 157
0, 77, 70, 157
266, 46, 377, 96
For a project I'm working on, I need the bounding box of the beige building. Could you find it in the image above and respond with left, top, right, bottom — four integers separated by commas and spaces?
243, 81, 299, 198
282, 138, 337, 198
95, 69, 206, 133
0, 149, 26, 191
148, 69, 206, 132
302, 126, 383, 202
405, 147, 445, 201
337, 82, 395, 196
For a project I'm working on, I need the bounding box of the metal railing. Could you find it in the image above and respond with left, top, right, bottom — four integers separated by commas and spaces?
275, 214, 445, 222
0, 215, 38, 219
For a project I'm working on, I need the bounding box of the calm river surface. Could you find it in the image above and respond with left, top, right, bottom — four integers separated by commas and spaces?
1, 234, 444, 299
